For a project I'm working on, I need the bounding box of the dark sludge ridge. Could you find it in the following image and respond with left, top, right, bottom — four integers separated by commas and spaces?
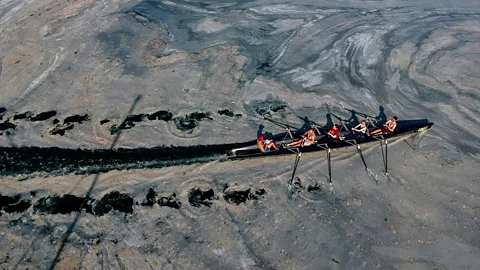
109, 110, 173, 135
94, 191, 134, 215
223, 184, 266, 205
0, 121, 16, 131
34, 194, 94, 215
1, 191, 179, 217
0, 141, 253, 176
29, 110, 57, 122
287, 177, 324, 198
108, 111, 212, 135
217, 109, 242, 118
1, 186, 266, 216
0, 110, 58, 135
141, 188, 181, 209
100, 119, 110, 125
13, 111, 33, 120
187, 185, 267, 207
50, 114, 90, 136
188, 188, 216, 207
0, 194, 31, 214
11, 110, 57, 122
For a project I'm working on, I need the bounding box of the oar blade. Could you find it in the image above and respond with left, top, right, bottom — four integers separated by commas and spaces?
366, 167, 380, 185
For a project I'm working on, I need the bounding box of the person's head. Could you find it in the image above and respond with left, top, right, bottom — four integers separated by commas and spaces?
392, 116, 398, 122
361, 120, 366, 125
258, 135, 265, 141
333, 124, 338, 129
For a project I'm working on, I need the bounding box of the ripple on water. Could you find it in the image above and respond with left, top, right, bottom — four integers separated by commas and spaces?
177, 177, 218, 218
165, 112, 212, 139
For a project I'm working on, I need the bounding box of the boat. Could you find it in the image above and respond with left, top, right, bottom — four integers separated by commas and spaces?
226, 111, 433, 188
227, 119, 433, 159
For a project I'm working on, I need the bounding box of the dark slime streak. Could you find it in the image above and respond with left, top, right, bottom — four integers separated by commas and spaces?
0, 142, 253, 176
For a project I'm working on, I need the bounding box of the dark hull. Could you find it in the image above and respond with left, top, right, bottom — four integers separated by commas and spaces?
227, 119, 433, 159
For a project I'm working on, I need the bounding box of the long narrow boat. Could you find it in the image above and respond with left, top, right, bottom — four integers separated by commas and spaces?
227, 119, 433, 159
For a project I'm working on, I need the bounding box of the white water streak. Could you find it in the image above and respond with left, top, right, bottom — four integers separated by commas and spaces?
15, 48, 64, 103
271, 18, 321, 66
162, 0, 216, 14
0, 0, 26, 25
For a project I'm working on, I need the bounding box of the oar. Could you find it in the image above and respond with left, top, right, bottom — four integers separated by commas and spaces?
355, 142, 380, 184
326, 146, 335, 193
347, 125, 379, 184
263, 116, 298, 129
296, 115, 323, 127
329, 105, 378, 184
379, 138, 404, 184
286, 149, 303, 198
403, 139, 416, 151
263, 117, 297, 138
296, 115, 323, 135
385, 139, 388, 175
343, 108, 376, 119
315, 143, 334, 193
327, 148, 332, 185
326, 105, 343, 121
344, 108, 378, 129
355, 144, 368, 170
327, 105, 350, 131
290, 151, 302, 184
379, 139, 388, 176
376, 136, 389, 175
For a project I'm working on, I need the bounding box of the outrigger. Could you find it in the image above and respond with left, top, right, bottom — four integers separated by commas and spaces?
226, 108, 433, 190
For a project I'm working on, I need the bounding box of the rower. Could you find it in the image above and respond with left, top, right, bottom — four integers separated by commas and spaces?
257, 135, 279, 152
328, 124, 341, 139
371, 116, 397, 136
351, 120, 369, 138
286, 128, 317, 148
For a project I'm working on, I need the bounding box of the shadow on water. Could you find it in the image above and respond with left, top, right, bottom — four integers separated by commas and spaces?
377, 106, 387, 123
298, 116, 313, 131
297, 115, 323, 129
256, 124, 273, 139
256, 124, 264, 138
48, 95, 142, 270
325, 113, 334, 128
346, 110, 359, 125
292, 105, 390, 132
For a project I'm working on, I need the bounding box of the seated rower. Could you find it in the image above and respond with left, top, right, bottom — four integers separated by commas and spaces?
257, 135, 279, 152
370, 116, 397, 136
287, 128, 317, 148
328, 124, 341, 140
351, 120, 369, 137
